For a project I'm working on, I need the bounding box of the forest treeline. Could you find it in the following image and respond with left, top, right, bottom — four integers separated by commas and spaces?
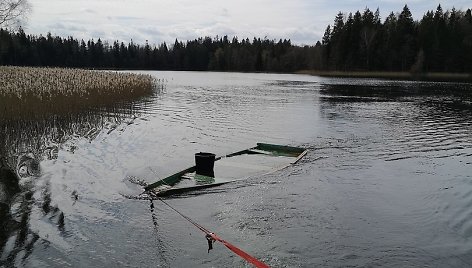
0, 4, 471, 73
321, 5, 472, 73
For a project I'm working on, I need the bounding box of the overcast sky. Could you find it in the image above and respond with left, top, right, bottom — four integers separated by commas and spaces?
26, 0, 470, 46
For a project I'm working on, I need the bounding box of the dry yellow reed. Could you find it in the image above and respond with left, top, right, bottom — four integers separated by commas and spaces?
0, 66, 156, 100
0, 66, 158, 119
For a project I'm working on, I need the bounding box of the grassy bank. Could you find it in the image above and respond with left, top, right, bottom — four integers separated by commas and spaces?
0, 66, 158, 119
297, 70, 472, 83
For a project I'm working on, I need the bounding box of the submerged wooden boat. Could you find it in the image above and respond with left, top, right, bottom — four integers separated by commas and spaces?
145, 143, 308, 196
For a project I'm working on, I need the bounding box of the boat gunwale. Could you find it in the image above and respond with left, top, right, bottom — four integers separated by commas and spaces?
144, 143, 308, 193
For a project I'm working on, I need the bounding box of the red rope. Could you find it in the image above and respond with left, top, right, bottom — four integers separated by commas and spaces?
157, 198, 270, 268
208, 233, 270, 268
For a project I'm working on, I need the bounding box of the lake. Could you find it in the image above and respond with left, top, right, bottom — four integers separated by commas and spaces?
1, 71, 471, 267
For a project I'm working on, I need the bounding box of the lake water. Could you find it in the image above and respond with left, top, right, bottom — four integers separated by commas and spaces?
1, 71, 472, 267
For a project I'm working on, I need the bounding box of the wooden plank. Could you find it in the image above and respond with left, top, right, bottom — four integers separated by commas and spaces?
154, 181, 234, 197
292, 149, 308, 164
256, 143, 305, 154
145, 143, 308, 194
144, 166, 196, 191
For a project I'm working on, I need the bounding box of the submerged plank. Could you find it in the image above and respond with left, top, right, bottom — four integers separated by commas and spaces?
145, 143, 308, 196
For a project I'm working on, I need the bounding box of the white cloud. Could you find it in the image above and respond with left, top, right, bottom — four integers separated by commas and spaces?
25, 0, 470, 46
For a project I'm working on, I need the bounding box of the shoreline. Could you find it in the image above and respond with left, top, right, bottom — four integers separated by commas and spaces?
296, 70, 472, 83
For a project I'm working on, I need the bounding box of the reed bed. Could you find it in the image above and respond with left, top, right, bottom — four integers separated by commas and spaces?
0, 66, 158, 119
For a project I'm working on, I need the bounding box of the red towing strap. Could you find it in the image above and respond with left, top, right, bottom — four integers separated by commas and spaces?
209, 233, 270, 268
156, 198, 271, 268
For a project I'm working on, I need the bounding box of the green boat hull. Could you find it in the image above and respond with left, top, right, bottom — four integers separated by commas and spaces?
145, 143, 308, 196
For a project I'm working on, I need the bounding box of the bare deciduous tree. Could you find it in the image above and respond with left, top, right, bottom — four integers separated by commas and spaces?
0, 0, 30, 28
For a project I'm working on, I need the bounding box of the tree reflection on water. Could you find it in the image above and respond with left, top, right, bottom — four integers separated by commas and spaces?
0, 98, 154, 266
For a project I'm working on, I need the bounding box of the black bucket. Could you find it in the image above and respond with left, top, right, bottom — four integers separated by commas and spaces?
195, 152, 215, 177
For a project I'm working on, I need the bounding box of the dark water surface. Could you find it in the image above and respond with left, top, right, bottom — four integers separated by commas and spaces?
1, 71, 471, 267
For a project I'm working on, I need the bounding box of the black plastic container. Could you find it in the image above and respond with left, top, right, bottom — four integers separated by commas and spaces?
195, 152, 215, 177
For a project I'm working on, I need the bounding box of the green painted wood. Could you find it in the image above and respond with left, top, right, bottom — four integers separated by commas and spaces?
223, 149, 252, 158
144, 166, 196, 190
145, 143, 308, 194
256, 143, 305, 154
154, 181, 233, 197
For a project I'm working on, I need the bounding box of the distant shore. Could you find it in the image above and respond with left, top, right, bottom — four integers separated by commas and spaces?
296, 70, 472, 83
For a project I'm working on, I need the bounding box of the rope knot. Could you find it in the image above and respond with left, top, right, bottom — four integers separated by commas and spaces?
206, 233, 215, 253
